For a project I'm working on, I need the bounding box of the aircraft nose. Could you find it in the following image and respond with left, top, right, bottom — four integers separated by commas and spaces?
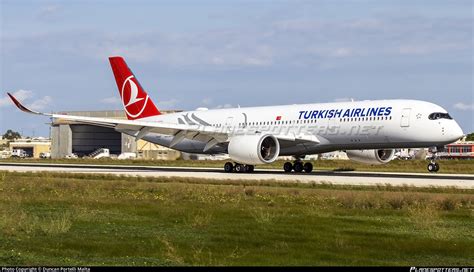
450, 121, 464, 141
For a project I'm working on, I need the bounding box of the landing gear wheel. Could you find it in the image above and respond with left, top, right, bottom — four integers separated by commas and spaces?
294, 161, 304, 173
283, 162, 293, 173
427, 146, 441, 173
245, 165, 254, 173
235, 164, 244, 173
303, 162, 313, 173
427, 163, 440, 173
224, 162, 234, 173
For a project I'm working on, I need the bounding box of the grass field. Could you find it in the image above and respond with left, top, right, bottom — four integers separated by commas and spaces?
2, 157, 474, 174
0, 171, 473, 266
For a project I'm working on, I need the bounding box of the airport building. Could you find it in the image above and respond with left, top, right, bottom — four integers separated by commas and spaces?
8, 138, 51, 158
137, 140, 181, 160
50, 110, 182, 159
439, 141, 474, 159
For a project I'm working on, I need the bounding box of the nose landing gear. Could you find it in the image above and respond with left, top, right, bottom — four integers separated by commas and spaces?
427, 147, 440, 173
427, 162, 439, 172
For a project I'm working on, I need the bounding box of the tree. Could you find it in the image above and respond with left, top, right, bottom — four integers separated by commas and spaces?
2, 129, 21, 140
465, 133, 474, 141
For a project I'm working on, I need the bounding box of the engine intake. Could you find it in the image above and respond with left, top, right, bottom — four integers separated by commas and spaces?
228, 134, 280, 165
346, 149, 395, 165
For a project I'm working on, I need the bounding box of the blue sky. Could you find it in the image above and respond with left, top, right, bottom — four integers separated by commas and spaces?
0, 0, 472, 137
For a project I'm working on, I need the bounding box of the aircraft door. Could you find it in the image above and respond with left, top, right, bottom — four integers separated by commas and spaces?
225, 117, 234, 132
400, 108, 411, 127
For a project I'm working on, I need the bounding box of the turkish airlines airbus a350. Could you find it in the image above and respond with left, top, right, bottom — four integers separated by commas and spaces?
8, 56, 464, 173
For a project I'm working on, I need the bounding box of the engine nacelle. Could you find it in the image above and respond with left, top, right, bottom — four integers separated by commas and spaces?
228, 134, 280, 165
345, 149, 395, 165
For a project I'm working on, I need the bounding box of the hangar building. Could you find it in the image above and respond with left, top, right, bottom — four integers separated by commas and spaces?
50, 110, 181, 159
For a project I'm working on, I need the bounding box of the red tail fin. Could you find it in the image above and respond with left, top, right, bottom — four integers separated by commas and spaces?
109, 56, 161, 120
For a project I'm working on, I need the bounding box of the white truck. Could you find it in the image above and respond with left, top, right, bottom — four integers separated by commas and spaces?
11, 149, 28, 158
39, 152, 51, 159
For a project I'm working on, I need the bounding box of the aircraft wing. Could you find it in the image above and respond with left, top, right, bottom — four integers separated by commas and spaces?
7, 92, 319, 150
7, 92, 228, 142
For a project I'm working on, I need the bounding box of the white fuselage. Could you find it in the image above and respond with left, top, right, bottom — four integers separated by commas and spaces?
124, 99, 464, 157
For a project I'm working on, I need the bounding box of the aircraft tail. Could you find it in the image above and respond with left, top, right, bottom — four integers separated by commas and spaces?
109, 56, 161, 120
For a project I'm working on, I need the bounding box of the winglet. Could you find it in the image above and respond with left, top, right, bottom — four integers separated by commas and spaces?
7, 92, 42, 115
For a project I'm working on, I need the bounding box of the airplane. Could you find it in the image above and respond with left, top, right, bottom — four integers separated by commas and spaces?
7, 56, 464, 173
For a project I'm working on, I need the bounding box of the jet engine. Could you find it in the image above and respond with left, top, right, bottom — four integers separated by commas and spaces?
228, 134, 280, 165
345, 149, 395, 165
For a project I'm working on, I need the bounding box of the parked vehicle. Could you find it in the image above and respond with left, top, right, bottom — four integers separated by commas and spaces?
0, 150, 12, 159
118, 152, 136, 160
11, 149, 28, 158
39, 152, 51, 159
65, 153, 78, 159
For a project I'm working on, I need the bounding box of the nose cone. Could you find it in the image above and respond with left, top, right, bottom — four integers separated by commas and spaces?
449, 121, 464, 142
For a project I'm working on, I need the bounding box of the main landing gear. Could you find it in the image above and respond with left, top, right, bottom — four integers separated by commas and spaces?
223, 161, 313, 174
283, 161, 313, 173
224, 162, 255, 173
427, 147, 440, 173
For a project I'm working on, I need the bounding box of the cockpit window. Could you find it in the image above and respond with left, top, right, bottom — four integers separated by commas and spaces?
428, 112, 452, 120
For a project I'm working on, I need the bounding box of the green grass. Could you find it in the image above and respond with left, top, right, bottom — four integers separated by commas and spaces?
2, 157, 474, 174
0, 171, 472, 266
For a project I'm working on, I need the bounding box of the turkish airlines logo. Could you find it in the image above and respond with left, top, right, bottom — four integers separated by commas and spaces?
121, 75, 149, 118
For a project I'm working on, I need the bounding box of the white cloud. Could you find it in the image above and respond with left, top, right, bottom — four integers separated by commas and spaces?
345, 19, 383, 30
398, 43, 468, 56
215, 104, 233, 109
333, 97, 354, 102
0, 90, 51, 110
330, 48, 353, 57
201, 97, 213, 105
37, 4, 62, 22
101, 96, 122, 105
454, 102, 474, 111
28, 96, 52, 110
40, 5, 59, 14
273, 19, 324, 31
157, 99, 179, 109
398, 45, 429, 55
0, 89, 33, 107
242, 57, 272, 66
